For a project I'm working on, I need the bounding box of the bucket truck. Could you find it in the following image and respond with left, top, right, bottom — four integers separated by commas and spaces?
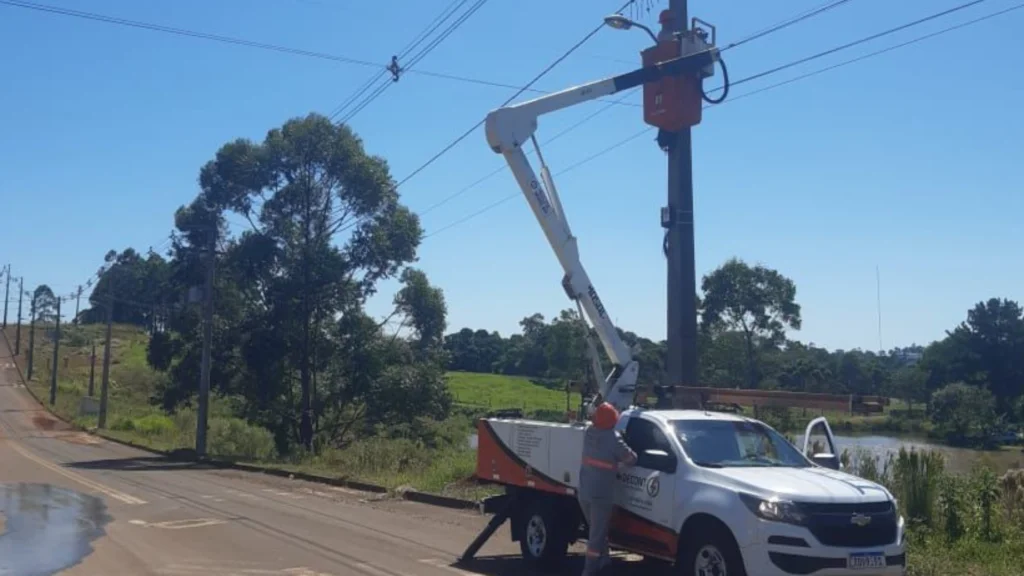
462, 27, 907, 576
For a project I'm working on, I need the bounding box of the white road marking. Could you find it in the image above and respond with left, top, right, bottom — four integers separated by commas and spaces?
8, 440, 147, 504
129, 518, 227, 530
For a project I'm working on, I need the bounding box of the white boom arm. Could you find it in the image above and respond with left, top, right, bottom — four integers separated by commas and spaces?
483, 48, 719, 412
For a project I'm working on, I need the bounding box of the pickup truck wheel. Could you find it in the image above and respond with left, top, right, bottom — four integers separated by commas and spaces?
678, 524, 746, 576
518, 499, 568, 571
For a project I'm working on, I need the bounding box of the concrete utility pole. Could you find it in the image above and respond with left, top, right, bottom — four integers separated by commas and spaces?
27, 294, 36, 380
3, 265, 9, 328
196, 236, 215, 458
49, 297, 61, 405
98, 285, 113, 429
664, 0, 699, 393
88, 341, 96, 397
74, 285, 82, 324
15, 279, 23, 355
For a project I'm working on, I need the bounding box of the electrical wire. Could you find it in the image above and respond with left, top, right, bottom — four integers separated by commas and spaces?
423, 0, 1023, 239
418, 87, 641, 216
0, 0, 602, 108
729, 0, 990, 90
393, 0, 638, 191
328, 0, 471, 121
722, 0, 856, 52
333, 0, 488, 124
416, 0, 875, 218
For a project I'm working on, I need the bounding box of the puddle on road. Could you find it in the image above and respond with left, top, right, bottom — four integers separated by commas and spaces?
0, 483, 111, 576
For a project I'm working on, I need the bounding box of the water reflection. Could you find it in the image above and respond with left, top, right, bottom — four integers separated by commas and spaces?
0, 483, 111, 576
834, 435, 1024, 474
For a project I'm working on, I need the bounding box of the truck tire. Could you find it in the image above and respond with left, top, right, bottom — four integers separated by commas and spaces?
677, 521, 747, 576
517, 498, 569, 572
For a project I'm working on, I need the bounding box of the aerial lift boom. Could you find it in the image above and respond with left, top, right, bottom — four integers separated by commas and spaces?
484, 47, 720, 413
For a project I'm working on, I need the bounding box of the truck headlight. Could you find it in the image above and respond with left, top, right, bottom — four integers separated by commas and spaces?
739, 493, 807, 525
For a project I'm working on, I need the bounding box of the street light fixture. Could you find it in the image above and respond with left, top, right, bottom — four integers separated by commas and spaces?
603, 14, 658, 44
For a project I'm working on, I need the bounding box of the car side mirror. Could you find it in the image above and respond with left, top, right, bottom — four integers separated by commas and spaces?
811, 452, 842, 471
640, 449, 677, 473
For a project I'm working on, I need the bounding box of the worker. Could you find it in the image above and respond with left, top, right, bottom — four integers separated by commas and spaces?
577, 401, 637, 575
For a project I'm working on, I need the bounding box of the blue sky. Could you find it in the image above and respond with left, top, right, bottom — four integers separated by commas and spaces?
2, 0, 1021, 352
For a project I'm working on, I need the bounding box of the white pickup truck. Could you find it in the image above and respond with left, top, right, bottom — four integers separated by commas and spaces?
474, 410, 907, 576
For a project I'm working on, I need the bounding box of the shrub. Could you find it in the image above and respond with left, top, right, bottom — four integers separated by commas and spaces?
892, 448, 944, 527
207, 418, 276, 461
133, 414, 176, 436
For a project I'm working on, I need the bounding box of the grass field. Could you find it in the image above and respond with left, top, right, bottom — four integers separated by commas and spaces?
448, 371, 581, 413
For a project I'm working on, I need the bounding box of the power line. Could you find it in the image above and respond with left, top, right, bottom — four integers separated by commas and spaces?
332, 0, 487, 124
340, 0, 491, 123
393, 0, 638, 191
723, 0, 856, 52
413, 0, 875, 218
423, 0, 1023, 239
0, 0, 570, 104
726, 2, 1024, 105
418, 87, 641, 216
730, 0, 990, 89
328, 0, 470, 121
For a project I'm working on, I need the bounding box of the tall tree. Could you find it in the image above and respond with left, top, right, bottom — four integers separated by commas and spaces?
700, 258, 801, 388
32, 285, 58, 324
193, 113, 420, 450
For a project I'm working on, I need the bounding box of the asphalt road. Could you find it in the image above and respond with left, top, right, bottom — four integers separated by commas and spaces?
0, 342, 653, 576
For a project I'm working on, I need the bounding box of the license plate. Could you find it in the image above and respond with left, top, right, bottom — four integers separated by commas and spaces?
847, 552, 886, 569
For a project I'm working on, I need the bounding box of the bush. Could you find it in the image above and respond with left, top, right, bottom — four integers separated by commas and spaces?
207, 417, 276, 461
892, 448, 944, 527
133, 414, 176, 436
929, 383, 998, 446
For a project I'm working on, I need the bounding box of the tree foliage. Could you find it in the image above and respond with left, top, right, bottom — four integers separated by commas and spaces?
443, 259, 1023, 442
700, 258, 801, 388
31, 284, 58, 324
77, 113, 448, 456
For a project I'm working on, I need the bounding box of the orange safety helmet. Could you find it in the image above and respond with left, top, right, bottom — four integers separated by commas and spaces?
591, 402, 620, 430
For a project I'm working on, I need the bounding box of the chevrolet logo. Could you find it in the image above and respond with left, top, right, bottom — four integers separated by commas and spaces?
850, 514, 872, 527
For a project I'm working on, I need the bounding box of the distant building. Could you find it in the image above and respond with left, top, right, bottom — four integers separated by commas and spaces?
894, 349, 923, 365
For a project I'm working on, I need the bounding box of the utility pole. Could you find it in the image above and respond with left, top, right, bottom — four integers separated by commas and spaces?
27, 293, 36, 380
49, 298, 61, 405
196, 235, 215, 458
3, 265, 9, 328
88, 341, 96, 397
98, 285, 113, 429
74, 285, 82, 324
14, 279, 23, 355
664, 0, 699, 397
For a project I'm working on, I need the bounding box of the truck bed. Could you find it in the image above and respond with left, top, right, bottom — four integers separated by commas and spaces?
475, 418, 585, 496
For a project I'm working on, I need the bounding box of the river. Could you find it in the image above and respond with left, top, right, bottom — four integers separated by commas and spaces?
832, 434, 1024, 475
467, 432, 1024, 474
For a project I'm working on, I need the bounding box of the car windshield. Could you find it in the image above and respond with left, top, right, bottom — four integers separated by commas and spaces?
671, 419, 811, 468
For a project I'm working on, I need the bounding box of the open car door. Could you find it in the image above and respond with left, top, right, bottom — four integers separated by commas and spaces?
802, 416, 842, 470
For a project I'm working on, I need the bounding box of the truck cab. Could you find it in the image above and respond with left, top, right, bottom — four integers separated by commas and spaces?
605, 409, 906, 575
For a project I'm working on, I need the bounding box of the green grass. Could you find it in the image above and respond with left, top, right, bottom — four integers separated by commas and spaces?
448, 370, 581, 414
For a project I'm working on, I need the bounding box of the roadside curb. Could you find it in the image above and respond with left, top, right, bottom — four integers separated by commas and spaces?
399, 489, 480, 511
0, 328, 481, 512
